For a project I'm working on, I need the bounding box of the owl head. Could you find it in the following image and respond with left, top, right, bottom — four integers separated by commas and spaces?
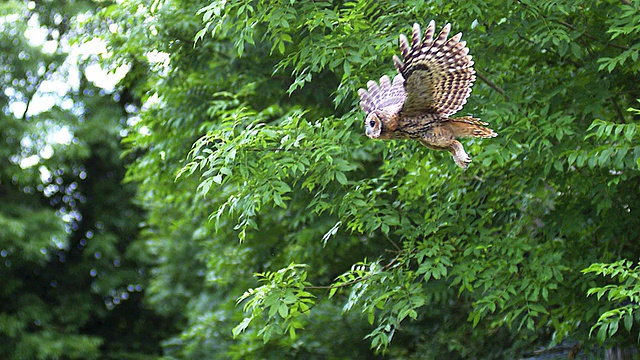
364, 109, 398, 139
364, 112, 382, 138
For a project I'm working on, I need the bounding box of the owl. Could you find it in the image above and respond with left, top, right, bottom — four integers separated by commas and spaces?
358, 21, 497, 168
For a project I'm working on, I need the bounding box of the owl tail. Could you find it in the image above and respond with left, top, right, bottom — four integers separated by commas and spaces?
448, 117, 497, 138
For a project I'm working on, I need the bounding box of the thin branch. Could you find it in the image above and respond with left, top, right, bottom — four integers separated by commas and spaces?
609, 97, 626, 123
556, 20, 630, 51
522, 342, 582, 358
305, 252, 402, 291
515, 0, 630, 51
516, 32, 583, 68
21, 75, 48, 120
20, 12, 71, 120
383, 232, 402, 252
476, 71, 509, 100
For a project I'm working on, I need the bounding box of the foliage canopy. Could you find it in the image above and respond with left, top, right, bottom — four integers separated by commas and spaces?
3, 0, 640, 358
0, 0, 174, 358
103, 0, 640, 357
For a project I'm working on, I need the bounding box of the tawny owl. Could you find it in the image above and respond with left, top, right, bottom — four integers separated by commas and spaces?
358, 21, 497, 168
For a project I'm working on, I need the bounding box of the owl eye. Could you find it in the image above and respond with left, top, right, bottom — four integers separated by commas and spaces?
364, 114, 382, 139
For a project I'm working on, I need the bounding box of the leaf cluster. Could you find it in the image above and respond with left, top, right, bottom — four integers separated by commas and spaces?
97, 0, 640, 357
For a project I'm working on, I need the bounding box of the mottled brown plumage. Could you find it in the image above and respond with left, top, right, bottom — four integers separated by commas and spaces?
358, 21, 497, 168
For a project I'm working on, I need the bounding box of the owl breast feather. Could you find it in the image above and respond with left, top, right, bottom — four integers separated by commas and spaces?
392, 114, 441, 140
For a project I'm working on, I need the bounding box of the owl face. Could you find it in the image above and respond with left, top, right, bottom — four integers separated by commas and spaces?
364, 113, 382, 138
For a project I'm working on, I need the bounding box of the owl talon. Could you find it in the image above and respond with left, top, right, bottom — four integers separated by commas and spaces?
454, 155, 471, 169
449, 140, 471, 169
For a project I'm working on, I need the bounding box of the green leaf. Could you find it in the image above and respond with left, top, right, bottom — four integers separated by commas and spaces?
232, 317, 253, 338
329, 286, 338, 298
278, 303, 289, 318
624, 313, 633, 332
273, 191, 285, 208
625, 123, 636, 142
608, 318, 619, 337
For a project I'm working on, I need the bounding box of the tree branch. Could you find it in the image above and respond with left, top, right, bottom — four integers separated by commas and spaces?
556, 20, 630, 51
305, 252, 402, 291
514, 0, 631, 52
609, 97, 626, 123
476, 71, 509, 100
516, 32, 583, 68
383, 232, 402, 252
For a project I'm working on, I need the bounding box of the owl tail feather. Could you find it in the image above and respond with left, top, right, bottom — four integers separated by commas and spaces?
448, 117, 497, 138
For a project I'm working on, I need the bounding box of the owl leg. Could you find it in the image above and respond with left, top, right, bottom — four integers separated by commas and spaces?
447, 140, 471, 169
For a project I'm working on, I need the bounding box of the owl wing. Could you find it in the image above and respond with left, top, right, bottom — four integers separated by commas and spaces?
358, 74, 406, 117
393, 21, 476, 118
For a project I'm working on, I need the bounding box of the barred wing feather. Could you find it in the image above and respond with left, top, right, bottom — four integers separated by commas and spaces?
392, 21, 476, 117
358, 74, 406, 116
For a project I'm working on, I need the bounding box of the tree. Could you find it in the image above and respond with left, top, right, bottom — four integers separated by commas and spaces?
0, 1, 174, 358
100, 0, 640, 358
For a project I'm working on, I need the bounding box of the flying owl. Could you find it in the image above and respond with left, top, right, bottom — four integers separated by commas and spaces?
358, 21, 497, 168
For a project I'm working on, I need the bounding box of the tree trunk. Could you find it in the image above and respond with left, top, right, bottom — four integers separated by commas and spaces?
605, 347, 637, 360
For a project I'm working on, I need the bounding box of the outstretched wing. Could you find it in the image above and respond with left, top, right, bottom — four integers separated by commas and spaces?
358, 74, 406, 116
393, 21, 476, 117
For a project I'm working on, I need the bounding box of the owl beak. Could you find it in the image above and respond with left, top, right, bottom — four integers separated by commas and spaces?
365, 124, 379, 138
